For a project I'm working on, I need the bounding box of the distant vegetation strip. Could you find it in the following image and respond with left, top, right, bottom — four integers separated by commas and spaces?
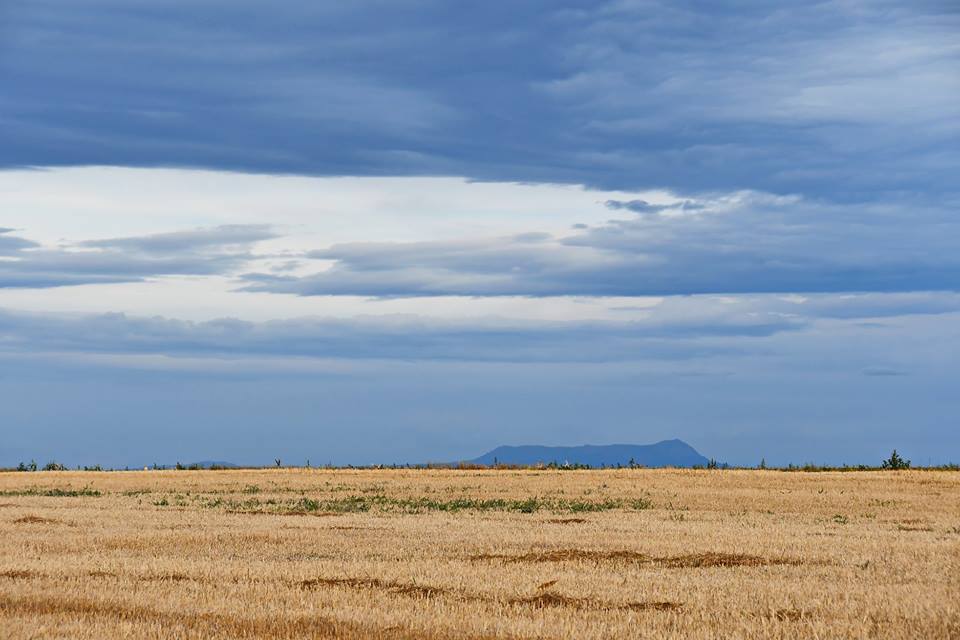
3, 463, 958, 473
200, 494, 654, 514
2, 450, 956, 472
0, 486, 101, 497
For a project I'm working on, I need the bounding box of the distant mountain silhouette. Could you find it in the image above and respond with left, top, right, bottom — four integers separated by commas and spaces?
469, 439, 709, 468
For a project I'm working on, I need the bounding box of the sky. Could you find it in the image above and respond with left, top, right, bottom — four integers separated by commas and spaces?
1, 1, 958, 467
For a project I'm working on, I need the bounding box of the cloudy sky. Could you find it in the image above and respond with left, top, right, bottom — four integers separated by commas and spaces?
2, 1, 958, 467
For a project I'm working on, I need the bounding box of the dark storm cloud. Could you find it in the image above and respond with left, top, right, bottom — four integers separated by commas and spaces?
1, 1, 956, 199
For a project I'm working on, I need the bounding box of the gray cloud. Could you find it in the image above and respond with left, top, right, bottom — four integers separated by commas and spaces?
80, 224, 278, 253
1, 1, 956, 200
2, 292, 958, 468
0, 304, 796, 364
604, 199, 705, 214
0, 224, 275, 289
2, 292, 958, 364
0, 228, 39, 255
862, 367, 908, 377
242, 193, 960, 298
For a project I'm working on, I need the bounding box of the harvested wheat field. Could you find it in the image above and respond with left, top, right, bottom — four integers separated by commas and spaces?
0, 469, 958, 639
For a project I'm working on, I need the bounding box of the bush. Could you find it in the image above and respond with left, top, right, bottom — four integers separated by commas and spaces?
881, 450, 910, 470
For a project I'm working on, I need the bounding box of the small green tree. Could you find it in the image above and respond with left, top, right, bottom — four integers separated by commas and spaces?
881, 449, 910, 470
759, 458, 767, 470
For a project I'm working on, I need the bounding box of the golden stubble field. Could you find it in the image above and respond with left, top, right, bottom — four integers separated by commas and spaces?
0, 468, 958, 639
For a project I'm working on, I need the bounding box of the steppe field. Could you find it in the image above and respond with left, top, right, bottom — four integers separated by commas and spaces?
0, 469, 958, 639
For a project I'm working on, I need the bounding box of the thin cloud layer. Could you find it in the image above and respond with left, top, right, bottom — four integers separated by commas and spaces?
80, 224, 277, 253
242, 192, 960, 297
2, 292, 957, 363
0, 225, 275, 289
0, 229, 38, 254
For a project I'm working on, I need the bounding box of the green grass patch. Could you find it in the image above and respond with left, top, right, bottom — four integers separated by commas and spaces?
0, 486, 101, 497
211, 493, 653, 515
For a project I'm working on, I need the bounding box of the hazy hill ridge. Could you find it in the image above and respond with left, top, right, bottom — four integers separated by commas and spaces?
469, 439, 709, 468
